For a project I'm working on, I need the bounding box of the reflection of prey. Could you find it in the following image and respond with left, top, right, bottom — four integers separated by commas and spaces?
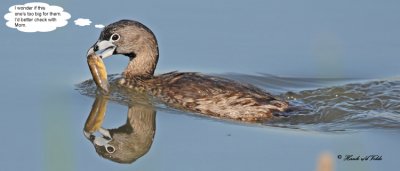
83, 95, 156, 164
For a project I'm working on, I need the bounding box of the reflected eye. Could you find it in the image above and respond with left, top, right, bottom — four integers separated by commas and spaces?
106, 145, 115, 153
110, 33, 120, 41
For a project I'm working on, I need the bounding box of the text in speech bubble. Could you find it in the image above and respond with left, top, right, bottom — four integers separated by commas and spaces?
4, 2, 71, 32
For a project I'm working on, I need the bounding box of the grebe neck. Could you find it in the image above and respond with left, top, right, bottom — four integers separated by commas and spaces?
123, 40, 159, 79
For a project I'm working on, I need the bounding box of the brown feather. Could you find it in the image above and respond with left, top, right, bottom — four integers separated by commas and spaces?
91, 20, 290, 121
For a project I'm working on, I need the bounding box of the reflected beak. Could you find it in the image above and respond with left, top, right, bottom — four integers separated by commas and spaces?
87, 53, 109, 93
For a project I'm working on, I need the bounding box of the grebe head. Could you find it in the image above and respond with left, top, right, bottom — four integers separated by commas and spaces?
87, 20, 159, 78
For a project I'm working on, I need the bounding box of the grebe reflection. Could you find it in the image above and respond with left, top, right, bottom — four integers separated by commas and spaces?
83, 95, 156, 164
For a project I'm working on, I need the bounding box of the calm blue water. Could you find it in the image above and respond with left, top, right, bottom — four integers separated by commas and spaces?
1, 0, 400, 170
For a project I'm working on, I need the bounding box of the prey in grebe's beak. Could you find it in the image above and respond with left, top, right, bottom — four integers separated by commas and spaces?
87, 32, 120, 93
87, 53, 109, 94
87, 50, 111, 94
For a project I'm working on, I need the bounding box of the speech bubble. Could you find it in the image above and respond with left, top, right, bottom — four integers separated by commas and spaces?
95, 24, 105, 29
74, 18, 91, 26
74, 18, 105, 29
4, 2, 71, 32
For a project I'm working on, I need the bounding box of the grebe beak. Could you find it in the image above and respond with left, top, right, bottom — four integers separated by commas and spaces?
87, 53, 109, 93
88, 40, 116, 59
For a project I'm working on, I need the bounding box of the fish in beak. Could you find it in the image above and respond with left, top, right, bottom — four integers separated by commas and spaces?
87, 39, 117, 93
87, 53, 110, 93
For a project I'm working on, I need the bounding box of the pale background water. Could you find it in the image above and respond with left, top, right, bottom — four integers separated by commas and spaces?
1, 0, 399, 170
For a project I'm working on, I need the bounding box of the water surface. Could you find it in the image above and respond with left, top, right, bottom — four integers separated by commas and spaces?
77, 74, 400, 132
1, 0, 399, 170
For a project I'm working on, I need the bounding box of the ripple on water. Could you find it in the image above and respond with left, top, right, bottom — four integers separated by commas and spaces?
76, 74, 400, 132
271, 80, 400, 131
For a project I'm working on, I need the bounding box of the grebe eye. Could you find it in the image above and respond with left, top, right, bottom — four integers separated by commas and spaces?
110, 33, 120, 41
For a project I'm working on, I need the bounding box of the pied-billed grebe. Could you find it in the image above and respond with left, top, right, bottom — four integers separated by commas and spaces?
87, 20, 289, 121
84, 95, 155, 163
